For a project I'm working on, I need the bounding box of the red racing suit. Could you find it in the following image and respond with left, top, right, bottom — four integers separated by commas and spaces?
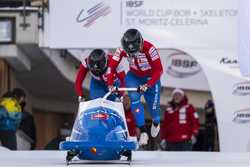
107, 40, 163, 88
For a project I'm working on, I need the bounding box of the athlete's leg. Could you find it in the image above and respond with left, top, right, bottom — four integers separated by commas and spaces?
125, 72, 144, 127
144, 80, 161, 125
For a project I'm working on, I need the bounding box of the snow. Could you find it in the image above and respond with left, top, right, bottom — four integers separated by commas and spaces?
0, 151, 250, 167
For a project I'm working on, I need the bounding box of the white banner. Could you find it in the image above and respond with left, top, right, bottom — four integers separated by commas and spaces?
48, 0, 237, 50
238, 0, 250, 77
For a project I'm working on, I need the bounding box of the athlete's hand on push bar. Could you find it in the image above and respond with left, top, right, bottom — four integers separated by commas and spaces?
108, 85, 118, 92
138, 84, 149, 92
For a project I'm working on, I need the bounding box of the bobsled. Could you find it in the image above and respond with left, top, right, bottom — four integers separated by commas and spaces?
60, 88, 138, 164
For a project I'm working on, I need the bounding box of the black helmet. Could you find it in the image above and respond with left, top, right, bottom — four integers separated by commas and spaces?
121, 28, 143, 55
87, 49, 108, 76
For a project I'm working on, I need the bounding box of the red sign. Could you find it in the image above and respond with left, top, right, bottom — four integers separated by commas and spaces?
91, 113, 109, 120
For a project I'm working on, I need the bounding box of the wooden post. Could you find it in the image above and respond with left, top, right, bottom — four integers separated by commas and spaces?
0, 59, 9, 96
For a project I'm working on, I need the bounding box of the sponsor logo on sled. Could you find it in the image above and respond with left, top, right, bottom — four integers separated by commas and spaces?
91, 113, 109, 120
232, 81, 250, 96
233, 108, 250, 123
166, 51, 201, 78
76, 1, 111, 28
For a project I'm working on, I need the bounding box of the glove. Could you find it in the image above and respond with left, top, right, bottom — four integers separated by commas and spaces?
138, 84, 149, 92
108, 85, 118, 92
191, 135, 197, 145
119, 95, 124, 102
78, 96, 85, 102
160, 139, 167, 150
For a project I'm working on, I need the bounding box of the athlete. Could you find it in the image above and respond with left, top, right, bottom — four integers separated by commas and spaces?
75, 49, 125, 102
107, 29, 163, 145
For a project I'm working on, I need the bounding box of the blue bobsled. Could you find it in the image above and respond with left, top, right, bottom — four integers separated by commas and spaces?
60, 88, 138, 163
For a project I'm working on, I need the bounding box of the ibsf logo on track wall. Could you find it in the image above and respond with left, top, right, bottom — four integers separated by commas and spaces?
232, 81, 250, 96
233, 108, 250, 123
76, 1, 111, 28
166, 50, 202, 78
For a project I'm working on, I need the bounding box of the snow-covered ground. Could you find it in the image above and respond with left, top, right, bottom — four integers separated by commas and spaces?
0, 151, 250, 167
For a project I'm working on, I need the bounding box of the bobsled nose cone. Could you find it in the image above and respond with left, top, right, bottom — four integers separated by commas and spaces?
90, 147, 97, 154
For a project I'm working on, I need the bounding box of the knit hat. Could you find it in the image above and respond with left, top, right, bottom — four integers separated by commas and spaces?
171, 88, 185, 97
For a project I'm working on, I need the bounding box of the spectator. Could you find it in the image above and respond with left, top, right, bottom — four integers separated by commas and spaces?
75, 49, 125, 102
160, 88, 200, 151
44, 122, 71, 150
16, 100, 37, 150
0, 88, 26, 150
123, 94, 137, 137
204, 100, 218, 151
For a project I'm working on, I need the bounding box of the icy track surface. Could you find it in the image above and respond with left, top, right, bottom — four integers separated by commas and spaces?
1, 151, 250, 167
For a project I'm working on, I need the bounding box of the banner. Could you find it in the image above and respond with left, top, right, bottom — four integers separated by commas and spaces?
188, 49, 250, 152
238, 0, 250, 77
48, 0, 237, 50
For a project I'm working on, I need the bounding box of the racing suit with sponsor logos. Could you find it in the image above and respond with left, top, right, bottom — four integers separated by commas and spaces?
107, 40, 163, 127
75, 54, 125, 101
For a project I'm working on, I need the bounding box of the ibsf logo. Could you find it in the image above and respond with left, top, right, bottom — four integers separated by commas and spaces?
233, 108, 250, 123
166, 51, 201, 78
76, 1, 111, 28
126, 0, 144, 7
232, 81, 250, 96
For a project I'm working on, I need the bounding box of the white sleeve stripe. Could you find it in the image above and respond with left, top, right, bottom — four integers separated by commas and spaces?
116, 63, 125, 73
113, 48, 122, 61
194, 112, 199, 119
82, 60, 87, 68
149, 47, 160, 61
113, 55, 120, 61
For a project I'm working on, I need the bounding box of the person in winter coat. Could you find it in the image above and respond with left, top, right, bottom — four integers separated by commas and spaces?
0, 88, 26, 150
160, 88, 200, 151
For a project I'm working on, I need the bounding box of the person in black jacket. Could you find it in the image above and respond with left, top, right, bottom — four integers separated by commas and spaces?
17, 108, 37, 150
204, 100, 218, 151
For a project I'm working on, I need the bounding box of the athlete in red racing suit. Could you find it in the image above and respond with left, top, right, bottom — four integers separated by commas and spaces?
107, 29, 163, 145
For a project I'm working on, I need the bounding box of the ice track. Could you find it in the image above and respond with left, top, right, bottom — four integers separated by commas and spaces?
1, 151, 250, 167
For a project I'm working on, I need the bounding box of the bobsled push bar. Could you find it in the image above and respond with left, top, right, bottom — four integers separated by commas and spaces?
103, 87, 138, 99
